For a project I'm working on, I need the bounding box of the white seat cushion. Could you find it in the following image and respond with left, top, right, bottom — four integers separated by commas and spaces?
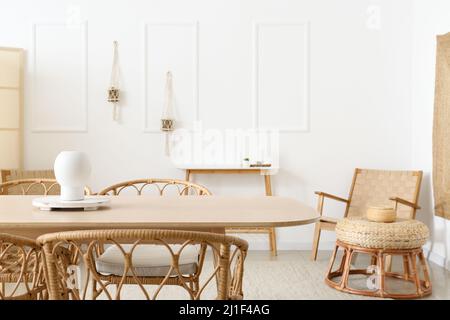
95, 244, 199, 277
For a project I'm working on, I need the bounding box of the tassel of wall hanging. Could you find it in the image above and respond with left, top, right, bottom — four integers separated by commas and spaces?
161, 71, 175, 156
108, 41, 120, 121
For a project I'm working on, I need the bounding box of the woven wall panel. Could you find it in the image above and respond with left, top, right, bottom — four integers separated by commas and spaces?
433, 33, 450, 220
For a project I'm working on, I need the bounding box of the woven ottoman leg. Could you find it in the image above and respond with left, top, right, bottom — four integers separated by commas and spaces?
418, 251, 432, 291
385, 254, 393, 272
340, 248, 353, 290
337, 249, 347, 274
377, 250, 386, 298
402, 255, 410, 280
326, 243, 385, 297
325, 242, 351, 289
370, 255, 377, 266
409, 253, 423, 296
326, 244, 339, 276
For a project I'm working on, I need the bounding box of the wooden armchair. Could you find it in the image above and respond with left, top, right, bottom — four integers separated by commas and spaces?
311, 168, 423, 261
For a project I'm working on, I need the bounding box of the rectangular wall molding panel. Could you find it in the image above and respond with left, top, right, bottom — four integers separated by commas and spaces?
143, 21, 199, 132
253, 21, 310, 132
31, 22, 88, 132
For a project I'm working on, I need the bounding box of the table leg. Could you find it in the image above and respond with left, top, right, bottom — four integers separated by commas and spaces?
263, 174, 277, 256
264, 174, 272, 196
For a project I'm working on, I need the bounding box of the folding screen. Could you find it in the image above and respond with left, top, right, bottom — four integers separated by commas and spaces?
0, 47, 23, 171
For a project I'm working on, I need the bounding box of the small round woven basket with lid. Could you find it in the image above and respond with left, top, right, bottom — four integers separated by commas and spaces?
336, 217, 429, 249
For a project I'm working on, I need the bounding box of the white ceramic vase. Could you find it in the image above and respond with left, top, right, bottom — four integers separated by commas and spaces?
54, 151, 91, 201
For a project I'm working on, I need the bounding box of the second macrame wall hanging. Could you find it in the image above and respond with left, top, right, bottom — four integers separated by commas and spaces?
161, 71, 175, 156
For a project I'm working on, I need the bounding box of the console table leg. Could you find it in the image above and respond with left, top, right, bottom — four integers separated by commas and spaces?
264, 174, 273, 196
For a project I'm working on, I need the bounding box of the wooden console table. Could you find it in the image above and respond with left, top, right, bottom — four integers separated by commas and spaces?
182, 166, 278, 256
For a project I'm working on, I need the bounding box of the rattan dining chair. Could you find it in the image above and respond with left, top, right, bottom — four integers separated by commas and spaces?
311, 169, 423, 261
0, 179, 92, 196
0, 179, 91, 300
1, 169, 55, 184
38, 229, 248, 300
98, 179, 211, 196
96, 179, 211, 295
0, 233, 47, 300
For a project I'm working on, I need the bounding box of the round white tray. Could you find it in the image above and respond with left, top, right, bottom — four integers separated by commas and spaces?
32, 196, 111, 211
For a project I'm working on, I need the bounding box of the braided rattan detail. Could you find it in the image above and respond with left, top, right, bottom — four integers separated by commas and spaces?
38, 229, 247, 300
98, 179, 211, 196
0, 179, 92, 196
0, 233, 47, 300
336, 218, 429, 249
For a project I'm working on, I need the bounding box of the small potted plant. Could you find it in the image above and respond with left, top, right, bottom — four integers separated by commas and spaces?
242, 157, 250, 168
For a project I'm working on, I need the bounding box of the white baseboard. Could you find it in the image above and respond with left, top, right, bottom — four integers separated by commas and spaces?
423, 247, 450, 270
248, 240, 450, 271
247, 240, 336, 251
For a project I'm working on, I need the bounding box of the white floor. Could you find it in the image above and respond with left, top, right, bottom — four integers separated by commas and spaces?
111, 250, 450, 300
7, 250, 446, 300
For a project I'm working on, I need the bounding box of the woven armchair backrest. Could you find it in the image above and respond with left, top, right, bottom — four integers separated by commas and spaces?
346, 169, 422, 219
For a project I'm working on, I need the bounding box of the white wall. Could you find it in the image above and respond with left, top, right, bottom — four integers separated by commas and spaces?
0, 0, 414, 250
412, 0, 450, 269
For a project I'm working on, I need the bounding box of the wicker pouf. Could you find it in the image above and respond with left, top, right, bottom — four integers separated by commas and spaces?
325, 218, 432, 299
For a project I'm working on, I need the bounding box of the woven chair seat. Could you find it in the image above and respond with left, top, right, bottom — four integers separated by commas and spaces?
336, 218, 429, 249
96, 244, 199, 277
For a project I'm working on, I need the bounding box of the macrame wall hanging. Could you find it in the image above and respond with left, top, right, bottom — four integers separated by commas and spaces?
161, 71, 175, 156
108, 41, 120, 121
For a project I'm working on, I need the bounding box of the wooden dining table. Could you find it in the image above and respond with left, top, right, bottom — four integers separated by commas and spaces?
0, 195, 319, 239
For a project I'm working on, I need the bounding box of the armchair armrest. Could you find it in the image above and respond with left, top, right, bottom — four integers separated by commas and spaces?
389, 197, 421, 210
315, 191, 349, 203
